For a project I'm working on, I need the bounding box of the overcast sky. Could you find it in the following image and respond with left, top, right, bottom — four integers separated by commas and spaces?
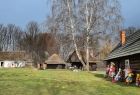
0, 0, 140, 29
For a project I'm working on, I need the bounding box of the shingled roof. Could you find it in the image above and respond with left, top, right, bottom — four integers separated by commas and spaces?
67, 50, 98, 63
105, 31, 140, 60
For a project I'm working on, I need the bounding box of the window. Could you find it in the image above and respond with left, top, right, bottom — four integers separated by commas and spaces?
125, 59, 130, 69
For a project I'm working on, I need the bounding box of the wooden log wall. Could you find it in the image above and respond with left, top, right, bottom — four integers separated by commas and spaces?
125, 54, 140, 73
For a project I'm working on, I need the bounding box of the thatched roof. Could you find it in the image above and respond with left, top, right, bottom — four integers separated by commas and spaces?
45, 54, 66, 64
0, 51, 26, 61
67, 50, 98, 63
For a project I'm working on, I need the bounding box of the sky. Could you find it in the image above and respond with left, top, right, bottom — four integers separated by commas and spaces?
120, 0, 140, 28
0, 0, 51, 28
0, 0, 140, 29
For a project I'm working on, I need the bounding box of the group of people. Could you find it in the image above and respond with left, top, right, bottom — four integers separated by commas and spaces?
105, 62, 140, 86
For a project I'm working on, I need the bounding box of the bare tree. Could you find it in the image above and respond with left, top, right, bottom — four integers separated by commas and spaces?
0, 24, 22, 51
125, 27, 137, 36
0, 25, 8, 51
0, 24, 4, 51
48, 0, 122, 70
19, 21, 58, 65
21, 21, 41, 64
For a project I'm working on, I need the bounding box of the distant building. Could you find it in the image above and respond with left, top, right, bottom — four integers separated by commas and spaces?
105, 31, 140, 74
67, 50, 99, 71
38, 54, 66, 69
44, 54, 66, 69
0, 51, 27, 68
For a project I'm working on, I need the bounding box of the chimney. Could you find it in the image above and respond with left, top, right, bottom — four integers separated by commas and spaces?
120, 31, 126, 45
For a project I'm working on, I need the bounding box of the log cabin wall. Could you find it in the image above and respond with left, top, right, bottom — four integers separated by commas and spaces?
105, 30, 140, 76
107, 58, 123, 72
107, 54, 140, 78
106, 58, 127, 80
106, 58, 126, 77
129, 54, 140, 73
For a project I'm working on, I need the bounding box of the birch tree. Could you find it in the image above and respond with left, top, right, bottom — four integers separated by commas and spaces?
49, 0, 122, 70
78, 0, 122, 70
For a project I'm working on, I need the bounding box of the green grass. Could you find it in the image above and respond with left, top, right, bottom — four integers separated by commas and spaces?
0, 68, 139, 95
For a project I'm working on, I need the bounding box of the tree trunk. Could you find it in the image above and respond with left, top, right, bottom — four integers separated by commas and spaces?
72, 33, 86, 70
67, 0, 86, 70
86, 36, 90, 71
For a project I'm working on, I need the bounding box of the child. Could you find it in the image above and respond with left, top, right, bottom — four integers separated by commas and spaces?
125, 69, 134, 85
109, 63, 116, 83
136, 74, 140, 86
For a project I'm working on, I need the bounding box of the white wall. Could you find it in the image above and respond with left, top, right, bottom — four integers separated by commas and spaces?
0, 61, 26, 68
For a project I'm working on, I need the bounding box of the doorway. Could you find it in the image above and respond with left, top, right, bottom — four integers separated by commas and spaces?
0, 62, 4, 67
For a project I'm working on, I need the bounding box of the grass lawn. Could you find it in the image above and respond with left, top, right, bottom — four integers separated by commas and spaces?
0, 68, 139, 95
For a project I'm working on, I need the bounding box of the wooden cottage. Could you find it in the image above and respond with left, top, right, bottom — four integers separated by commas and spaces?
67, 50, 98, 71
45, 54, 66, 69
105, 31, 140, 76
0, 51, 27, 68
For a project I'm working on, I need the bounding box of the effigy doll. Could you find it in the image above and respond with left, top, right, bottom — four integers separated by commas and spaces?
109, 63, 116, 83
105, 65, 110, 78
115, 68, 122, 82
125, 69, 134, 85
136, 74, 140, 86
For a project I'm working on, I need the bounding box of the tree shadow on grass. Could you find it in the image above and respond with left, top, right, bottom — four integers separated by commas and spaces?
94, 73, 104, 79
